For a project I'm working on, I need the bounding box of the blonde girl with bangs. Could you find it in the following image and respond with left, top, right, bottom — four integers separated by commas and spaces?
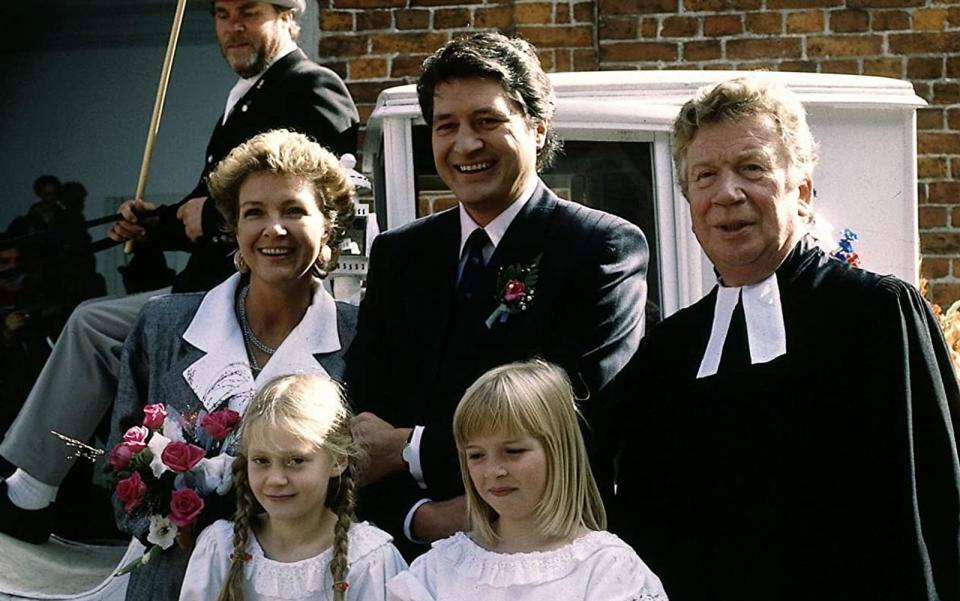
386, 360, 667, 601
180, 373, 406, 601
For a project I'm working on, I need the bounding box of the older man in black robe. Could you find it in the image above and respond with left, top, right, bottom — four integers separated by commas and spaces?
614, 77, 960, 601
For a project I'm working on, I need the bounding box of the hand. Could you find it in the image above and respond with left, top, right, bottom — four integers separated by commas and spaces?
108, 199, 156, 242
411, 496, 468, 542
176, 196, 207, 242
352, 412, 411, 487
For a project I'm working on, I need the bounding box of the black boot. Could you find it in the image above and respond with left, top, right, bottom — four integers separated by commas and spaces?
0, 478, 54, 544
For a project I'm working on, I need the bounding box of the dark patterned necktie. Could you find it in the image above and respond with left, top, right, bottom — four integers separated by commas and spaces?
458, 228, 490, 303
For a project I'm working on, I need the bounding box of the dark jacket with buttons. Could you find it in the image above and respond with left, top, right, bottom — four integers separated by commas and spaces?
149, 49, 359, 293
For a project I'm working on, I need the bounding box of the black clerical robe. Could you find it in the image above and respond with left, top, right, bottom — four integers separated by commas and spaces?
614, 240, 960, 601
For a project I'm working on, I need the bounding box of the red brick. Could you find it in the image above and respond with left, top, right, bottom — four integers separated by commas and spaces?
726, 38, 802, 60
348, 80, 407, 104
921, 231, 960, 255
684, 40, 722, 61
829, 9, 868, 33
786, 11, 824, 34
684, 0, 759, 9
889, 32, 960, 55
918, 108, 945, 130
539, 49, 555, 71
573, 2, 594, 23
768, 0, 840, 7
357, 104, 375, 126
863, 58, 902, 78
948, 58, 960, 78
933, 83, 960, 105
919, 183, 928, 204
319, 34, 369, 57
349, 57, 388, 79
601, 41, 679, 62
907, 57, 943, 80
930, 183, 960, 204
919, 132, 960, 155
922, 257, 949, 279
556, 3, 571, 23
929, 283, 960, 309
704, 15, 742, 36
516, 25, 594, 47
920, 206, 949, 228
573, 48, 599, 70
948, 108, 960, 131
641, 18, 658, 37
919, 157, 949, 179
514, 3, 554, 24
780, 60, 818, 72
371, 32, 448, 54
662, 16, 699, 37
356, 10, 391, 30
554, 49, 573, 71
391, 55, 428, 78
319, 11, 353, 31
914, 81, 934, 104
598, 0, 677, 15
474, 6, 512, 28
325, 61, 348, 80
821, 60, 860, 74
332, 0, 404, 7
912, 8, 948, 31
806, 35, 883, 57
434, 8, 471, 28
410, 0, 481, 5
847, 0, 923, 6
949, 7, 960, 27
871, 10, 910, 31
745, 12, 782, 34
953, 159, 960, 179
600, 16, 637, 39
395, 9, 431, 29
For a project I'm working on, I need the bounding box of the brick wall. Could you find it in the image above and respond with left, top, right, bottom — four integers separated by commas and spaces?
319, 0, 959, 304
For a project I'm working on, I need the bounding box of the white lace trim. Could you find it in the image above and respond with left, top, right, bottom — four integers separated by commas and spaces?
244, 521, 392, 598
434, 530, 643, 588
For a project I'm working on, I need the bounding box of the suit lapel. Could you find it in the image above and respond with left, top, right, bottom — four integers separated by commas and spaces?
488, 181, 556, 281
223, 49, 303, 128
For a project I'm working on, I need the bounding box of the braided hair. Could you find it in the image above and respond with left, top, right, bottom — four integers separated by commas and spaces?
216, 457, 261, 601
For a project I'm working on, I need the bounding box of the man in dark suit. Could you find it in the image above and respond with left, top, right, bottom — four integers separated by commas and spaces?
0, 0, 358, 544
347, 32, 648, 556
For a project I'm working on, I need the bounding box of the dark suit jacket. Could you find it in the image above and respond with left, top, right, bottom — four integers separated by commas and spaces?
151, 49, 359, 293
346, 181, 648, 550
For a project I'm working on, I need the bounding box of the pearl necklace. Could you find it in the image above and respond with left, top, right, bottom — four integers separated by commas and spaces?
238, 285, 277, 357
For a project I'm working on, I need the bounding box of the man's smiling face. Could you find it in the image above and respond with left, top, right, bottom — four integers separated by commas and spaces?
431, 77, 545, 225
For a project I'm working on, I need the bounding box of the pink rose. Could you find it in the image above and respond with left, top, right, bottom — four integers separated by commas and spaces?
142, 403, 167, 429
503, 280, 526, 303
116, 472, 147, 513
108, 443, 136, 471
201, 409, 241, 440
161, 442, 205, 472
123, 426, 150, 446
168, 488, 204, 527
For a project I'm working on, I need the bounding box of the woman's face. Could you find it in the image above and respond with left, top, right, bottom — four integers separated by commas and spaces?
464, 431, 548, 530
235, 171, 328, 290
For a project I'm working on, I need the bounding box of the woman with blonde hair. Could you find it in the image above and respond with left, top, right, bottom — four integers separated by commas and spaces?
180, 373, 405, 601
387, 359, 667, 601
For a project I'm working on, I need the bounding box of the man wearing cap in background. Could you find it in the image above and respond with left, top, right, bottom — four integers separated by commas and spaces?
0, 0, 359, 545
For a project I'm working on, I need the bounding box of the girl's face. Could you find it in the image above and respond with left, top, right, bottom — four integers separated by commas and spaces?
464, 431, 548, 528
246, 424, 343, 526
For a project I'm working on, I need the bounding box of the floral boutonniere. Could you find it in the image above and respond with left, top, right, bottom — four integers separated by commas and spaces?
486, 253, 542, 328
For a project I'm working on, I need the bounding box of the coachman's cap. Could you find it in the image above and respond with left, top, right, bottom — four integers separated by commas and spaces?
208, 0, 307, 15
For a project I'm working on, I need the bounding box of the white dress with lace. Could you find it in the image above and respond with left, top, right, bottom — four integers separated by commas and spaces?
179, 520, 407, 601
386, 530, 667, 601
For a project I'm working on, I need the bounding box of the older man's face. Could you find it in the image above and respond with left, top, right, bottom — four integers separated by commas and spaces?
686, 113, 812, 287
214, 0, 291, 78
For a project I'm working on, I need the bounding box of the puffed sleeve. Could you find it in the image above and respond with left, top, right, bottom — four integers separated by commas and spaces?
584, 543, 669, 601
178, 520, 233, 601
385, 552, 438, 601
346, 530, 409, 601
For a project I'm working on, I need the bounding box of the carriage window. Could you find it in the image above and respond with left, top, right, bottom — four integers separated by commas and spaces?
411, 125, 662, 324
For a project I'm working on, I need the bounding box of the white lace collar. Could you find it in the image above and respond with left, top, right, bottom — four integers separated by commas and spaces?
431, 530, 631, 588
696, 272, 787, 379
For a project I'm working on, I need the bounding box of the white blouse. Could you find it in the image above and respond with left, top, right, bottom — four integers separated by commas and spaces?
180, 520, 407, 601
386, 531, 667, 601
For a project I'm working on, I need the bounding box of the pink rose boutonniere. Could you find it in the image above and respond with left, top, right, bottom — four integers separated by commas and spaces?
486, 253, 542, 328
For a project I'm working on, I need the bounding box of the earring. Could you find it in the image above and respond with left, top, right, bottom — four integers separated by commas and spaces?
233, 251, 249, 274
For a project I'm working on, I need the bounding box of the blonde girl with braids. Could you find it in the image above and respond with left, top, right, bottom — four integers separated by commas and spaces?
180, 373, 406, 601
387, 360, 667, 601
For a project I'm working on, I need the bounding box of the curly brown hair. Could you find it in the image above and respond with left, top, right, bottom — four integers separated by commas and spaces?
207, 129, 355, 274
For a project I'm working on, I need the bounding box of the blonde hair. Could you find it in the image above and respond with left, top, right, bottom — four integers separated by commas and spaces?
672, 76, 818, 198
453, 359, 606, 548
206, 129, 356, 275
217, 373, 361, 601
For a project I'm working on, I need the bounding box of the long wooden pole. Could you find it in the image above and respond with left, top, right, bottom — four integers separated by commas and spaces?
125, 0, 189, 254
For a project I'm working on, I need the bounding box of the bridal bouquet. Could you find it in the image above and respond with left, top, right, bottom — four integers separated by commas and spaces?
106, 402, 239, 574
